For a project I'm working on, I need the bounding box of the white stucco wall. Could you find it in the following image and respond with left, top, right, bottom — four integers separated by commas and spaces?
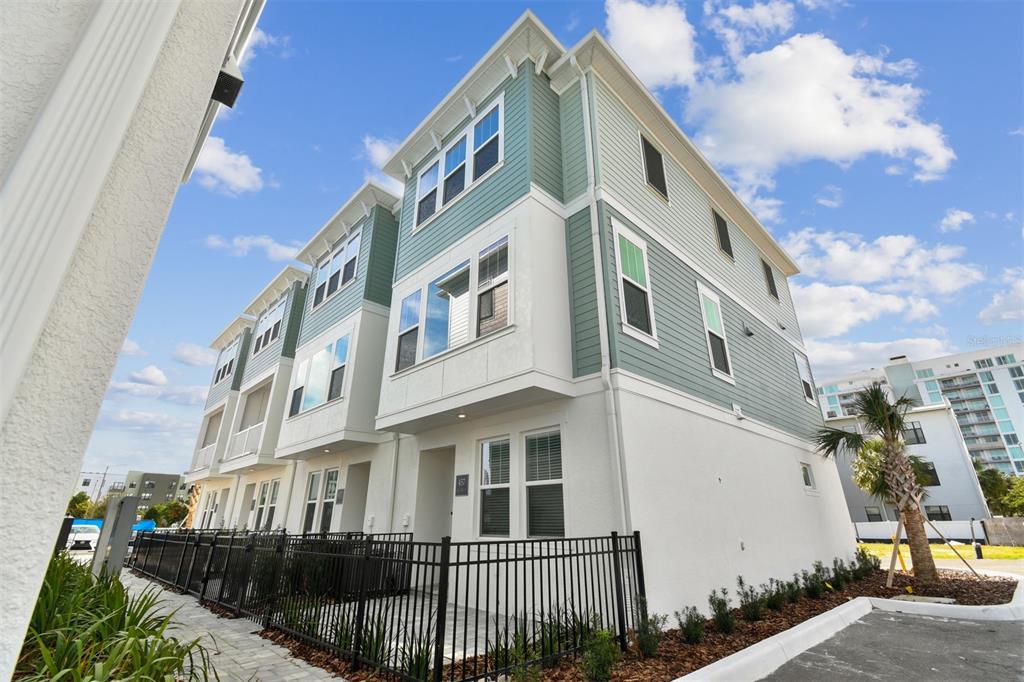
0, 1, 244, 675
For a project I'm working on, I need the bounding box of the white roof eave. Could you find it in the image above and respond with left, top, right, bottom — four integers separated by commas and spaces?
295, 180, 400, 265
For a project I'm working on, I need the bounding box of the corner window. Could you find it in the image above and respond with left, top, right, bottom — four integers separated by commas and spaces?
925, 505, 952, 522
526, 431, 564, 537
800, 462, 815, 489
794, 353, 816, 405
615, 224, 655, 339
697, 284, 732, 381
762, 259, 779, 300
424, 261, 471, 359
865, 506, 883, 522
920, 461, 940, 486
213, 337, 239, 384
289, 334, 351, 416
416, 162, 439, 226
640, 134, 668, 199
903, 421, 926, 445
443, 136, 467, 205
252, 297, 286, 355
477, 238, 509, 336
396, 291, 421, 372
480, 438, 510, 537
473, 105, 501, 180
713, 210, 733, 259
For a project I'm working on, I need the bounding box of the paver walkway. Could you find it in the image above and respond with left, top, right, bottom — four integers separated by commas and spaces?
121, 572, 341, 681
761, 610, 1024, 681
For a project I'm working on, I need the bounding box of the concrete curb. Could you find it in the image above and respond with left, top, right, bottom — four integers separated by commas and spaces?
675, 570, 1022, 681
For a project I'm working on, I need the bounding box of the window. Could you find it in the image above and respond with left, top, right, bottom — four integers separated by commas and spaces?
141, 492, 152, 500
526, 432, 564, 537
129, 482, 136, 489
328, 336, 349, 401
303, 471, 323, 534
865, 506, 883, 522
480, 439, 510, 537
200, 411, 222, 448
238, 383, 270, 430
794, 353, 816, 405
312, 231, 361, 307
265, 480, 280, 530
640, 135, 668, 199
416, 161, 439, 226
800, 462, 815, 489
320, 469, 339, 532
252, 297, 286, 355
81, 478, 91, 487
473, 105, 501, 180
615, 226, 655, 338
290, 335, 351, 415
396, 291, 421, 371
712, 211, 733, 258
144, 480, 155, 489
903, 421, 926, 445
477, 238, 509, 336
919, 461, 940, 487
289, 359, 306, 417
424, 261, 471, 359
925, 505, 952, 522
1005, 433, 1020, 446
996, 354, 1016, 365
974, 358, 994, 369
915, 368, 934, 379
762, 259, 779, 300
443, 136, 467, 205
213, 337, 239, 384
1010, 366, 1023, 378
698, 284, 732, 381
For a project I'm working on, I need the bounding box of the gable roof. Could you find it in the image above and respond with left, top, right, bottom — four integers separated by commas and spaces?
243, 264, 310, 317
295, 180, 400, 265
210, 314, 255, 350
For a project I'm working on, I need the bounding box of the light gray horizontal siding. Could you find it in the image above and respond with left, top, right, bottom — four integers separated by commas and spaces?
566, 208, 601, 376
559, 80, 587, 203
591, 76, 802, 344
393, 67, 530, 281
241, 281, 303, 382
601, 202, 822, 440
204, 328, 250, 410
530, 68, 562, 201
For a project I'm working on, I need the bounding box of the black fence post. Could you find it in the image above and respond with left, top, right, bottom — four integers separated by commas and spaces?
351, 534, 374, 668
199, 533, 219, 601
235, 536, 256, 617
610, 532, 628, 652
432, 536, 452, 682
173, 530, 192, 588
184, 532, 202, 592
216, 533, 236, 605
156, 532, 169, 578
632, 530, 647, 600
262, 532, 286, 629
136, 532, 149, 572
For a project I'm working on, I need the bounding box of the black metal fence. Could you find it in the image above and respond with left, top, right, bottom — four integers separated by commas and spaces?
131, 530, 645, 681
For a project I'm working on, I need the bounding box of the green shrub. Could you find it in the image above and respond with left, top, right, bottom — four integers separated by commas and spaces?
708, 588, 735, 634
763, 579, 787, 611
360, 601, 394, 666
17, 553, 213, 681
785, 574, 804, 603
633, 595, 666, 658
399, 612, 434, 681
674, 606, 705, 644
854, 547, 880, 578
487, 613, 535, 679
830, 558, 850, 589
802, 566, 825, 598
580, 620, 618, 681
736, 576, 764, 622
332, 606, 356, 652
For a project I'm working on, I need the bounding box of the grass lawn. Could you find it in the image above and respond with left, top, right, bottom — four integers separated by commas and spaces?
859, 542, 1024, 561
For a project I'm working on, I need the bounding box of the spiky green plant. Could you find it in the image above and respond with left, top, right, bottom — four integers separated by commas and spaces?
674, 606, 705, 644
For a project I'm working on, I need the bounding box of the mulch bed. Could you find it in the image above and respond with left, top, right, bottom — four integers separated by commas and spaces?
234, 568, 1016, 681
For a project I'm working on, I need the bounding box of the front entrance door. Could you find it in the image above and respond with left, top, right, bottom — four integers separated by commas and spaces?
340, 462, 371, 532
413, 446, 455, 541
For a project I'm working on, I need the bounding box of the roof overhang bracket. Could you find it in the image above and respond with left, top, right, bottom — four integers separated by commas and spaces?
429, 129, 442, 151
503, 54, 518, 80
401, 159, 412, 178
463, 95, 476, 118
360, 200, 371, 219
534, 49, 548, 75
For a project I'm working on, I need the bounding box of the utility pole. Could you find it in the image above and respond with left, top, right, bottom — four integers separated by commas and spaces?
93, 466, 109, 504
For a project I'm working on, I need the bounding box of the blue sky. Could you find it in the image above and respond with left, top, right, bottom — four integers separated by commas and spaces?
84, 0, 1023, 477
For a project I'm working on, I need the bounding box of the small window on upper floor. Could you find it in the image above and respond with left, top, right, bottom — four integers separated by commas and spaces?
312, 230, 362, 309
395, 290, 422, 372
794, 353, 816, 405
640, 135, 668, 200
615, 223, 656, 341
81, 478, 91, 487
477, 238, 509, 337
903, 421, 926, 445
865, 506, 883, 522
698, 283, 732, 382
762, 259, 779, 300
252, 297, 286, 355
919, 461, 940, 486
213, 337, 239, 385
915, 368, 935, 379
974, 358, 994, 369
416, 162, 439, 226
925, 505, 951, 521
473, 105, 501, 180
443, 136, 467, 205
997, 354, 1017, 365
800, 462, 815, 489
713, 210, 733, 259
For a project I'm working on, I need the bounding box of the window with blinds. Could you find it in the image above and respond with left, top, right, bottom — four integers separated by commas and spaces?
526, 431, 564, 537
713, 211, 733, 258
480, 438, 510, 536
640, 135, 668, 199
616, 227, 655, 338
698, 284, 733, 381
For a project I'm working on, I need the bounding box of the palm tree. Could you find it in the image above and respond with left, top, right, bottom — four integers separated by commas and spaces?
815, 382, 939, 584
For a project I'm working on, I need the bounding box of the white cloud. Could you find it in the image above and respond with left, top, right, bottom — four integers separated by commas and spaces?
194, 136, 264, 195
361, 134, 404, 195
99, 409, 197, 434
979, 267, 1024, 324
686, 34, 955, 205
107, 381, 208, 406
883, 164, 904, 176
172, 343, 218, 367
791, 282, 928, 338
937, 208, 975, 233
129, 364, 167, 386
204, 234, 300, 261
239, 27, 292, 68
782, 228, 984, 296
1010, 127, 1024, 136
705, 0, 795, 61
567, 12, 582, 31
808, 336, 955, 378
815, 184, 842, 208
120, 339, 146, 357
606, 0, 699, 89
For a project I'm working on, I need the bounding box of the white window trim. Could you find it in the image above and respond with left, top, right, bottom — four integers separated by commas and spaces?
478, 436, 512, 538
696, 282, 735, 385
395, 290, 422, 373
412, 94, 505, 233
303, 469, 323, 533
761, 259, 781, 302
252, 297, 286, 357
794, 352, 818, 407
287, 334, 351, 418
522, 427, 566, 539
318, 468, 339, 533
636, 129, 669, 204
800, 462, 816, 491
711, 209, 734, 262
213, 338, 239, 386
441, 134, 468, 207
311, 229, 362, 312
612, 219, 658, 348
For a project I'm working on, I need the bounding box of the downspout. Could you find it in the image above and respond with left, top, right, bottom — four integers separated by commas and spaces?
574, 58, 632, 533
387, 432, 401, 532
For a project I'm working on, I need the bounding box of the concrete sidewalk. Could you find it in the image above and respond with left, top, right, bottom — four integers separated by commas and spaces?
122, 572, 340, 681
934, 558, 1024, 577
761, 610, 1024, 681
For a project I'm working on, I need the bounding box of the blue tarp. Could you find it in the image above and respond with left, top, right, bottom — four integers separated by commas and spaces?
71, 518, 157, 531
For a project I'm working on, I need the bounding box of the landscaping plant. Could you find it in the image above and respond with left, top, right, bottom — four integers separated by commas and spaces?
854, 547, 881, 578
17, 552, 214, 680
785, 574, 804, 603
801, 568, 825, 599
736, 576, 765, 622
763, 579, 787, 611
580, 617, 618, 682
399, 612, 434, 682
707, 588, 735, 634
632, 595, 667, 658
674, 606, 705, 644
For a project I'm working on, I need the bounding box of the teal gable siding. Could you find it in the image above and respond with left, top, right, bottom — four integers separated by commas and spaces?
600, 202, 822, 440
565, 208, 601, 376
204, 328, 251, 410
363, 206, 399, 306
281, 282, 305, 358
559, 80, 587, 202
243, 281, 304, 383
530, 69, 562, 201
393, 67, 530, 281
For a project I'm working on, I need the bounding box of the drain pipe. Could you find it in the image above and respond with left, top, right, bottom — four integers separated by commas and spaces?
574, 57, 632, 534
386, 432, 401, 533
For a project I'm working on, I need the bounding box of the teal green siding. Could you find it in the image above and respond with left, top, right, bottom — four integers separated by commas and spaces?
565, 208, 601, 377
559, 80, 587, 202
363, 206, 399, 306
394, 68, 530, 281
242, 281, 305, 383
600, 202, 823, 439
530, 68, 562, 201
281, 282, 305, 359
590, 77, 803, 344
205, 328, 251, 410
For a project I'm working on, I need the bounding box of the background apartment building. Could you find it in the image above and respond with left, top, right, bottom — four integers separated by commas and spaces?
185, 12, 855, 613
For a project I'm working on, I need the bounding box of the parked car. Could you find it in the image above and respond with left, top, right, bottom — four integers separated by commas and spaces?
67, 524, 101, 550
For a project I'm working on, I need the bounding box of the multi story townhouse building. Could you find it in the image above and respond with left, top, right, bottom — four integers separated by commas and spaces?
820, 344, 1024, 476
184, 13, 855, 612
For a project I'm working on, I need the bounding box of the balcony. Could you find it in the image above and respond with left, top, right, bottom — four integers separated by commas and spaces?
219, 422, 280, 474
940, 376, 980, 389
230, 423, 263, 458
195, 443, 217, 469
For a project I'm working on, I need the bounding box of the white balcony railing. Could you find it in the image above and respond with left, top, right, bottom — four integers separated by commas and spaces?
228, 422, 263, 459
193, 443, 217, 470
